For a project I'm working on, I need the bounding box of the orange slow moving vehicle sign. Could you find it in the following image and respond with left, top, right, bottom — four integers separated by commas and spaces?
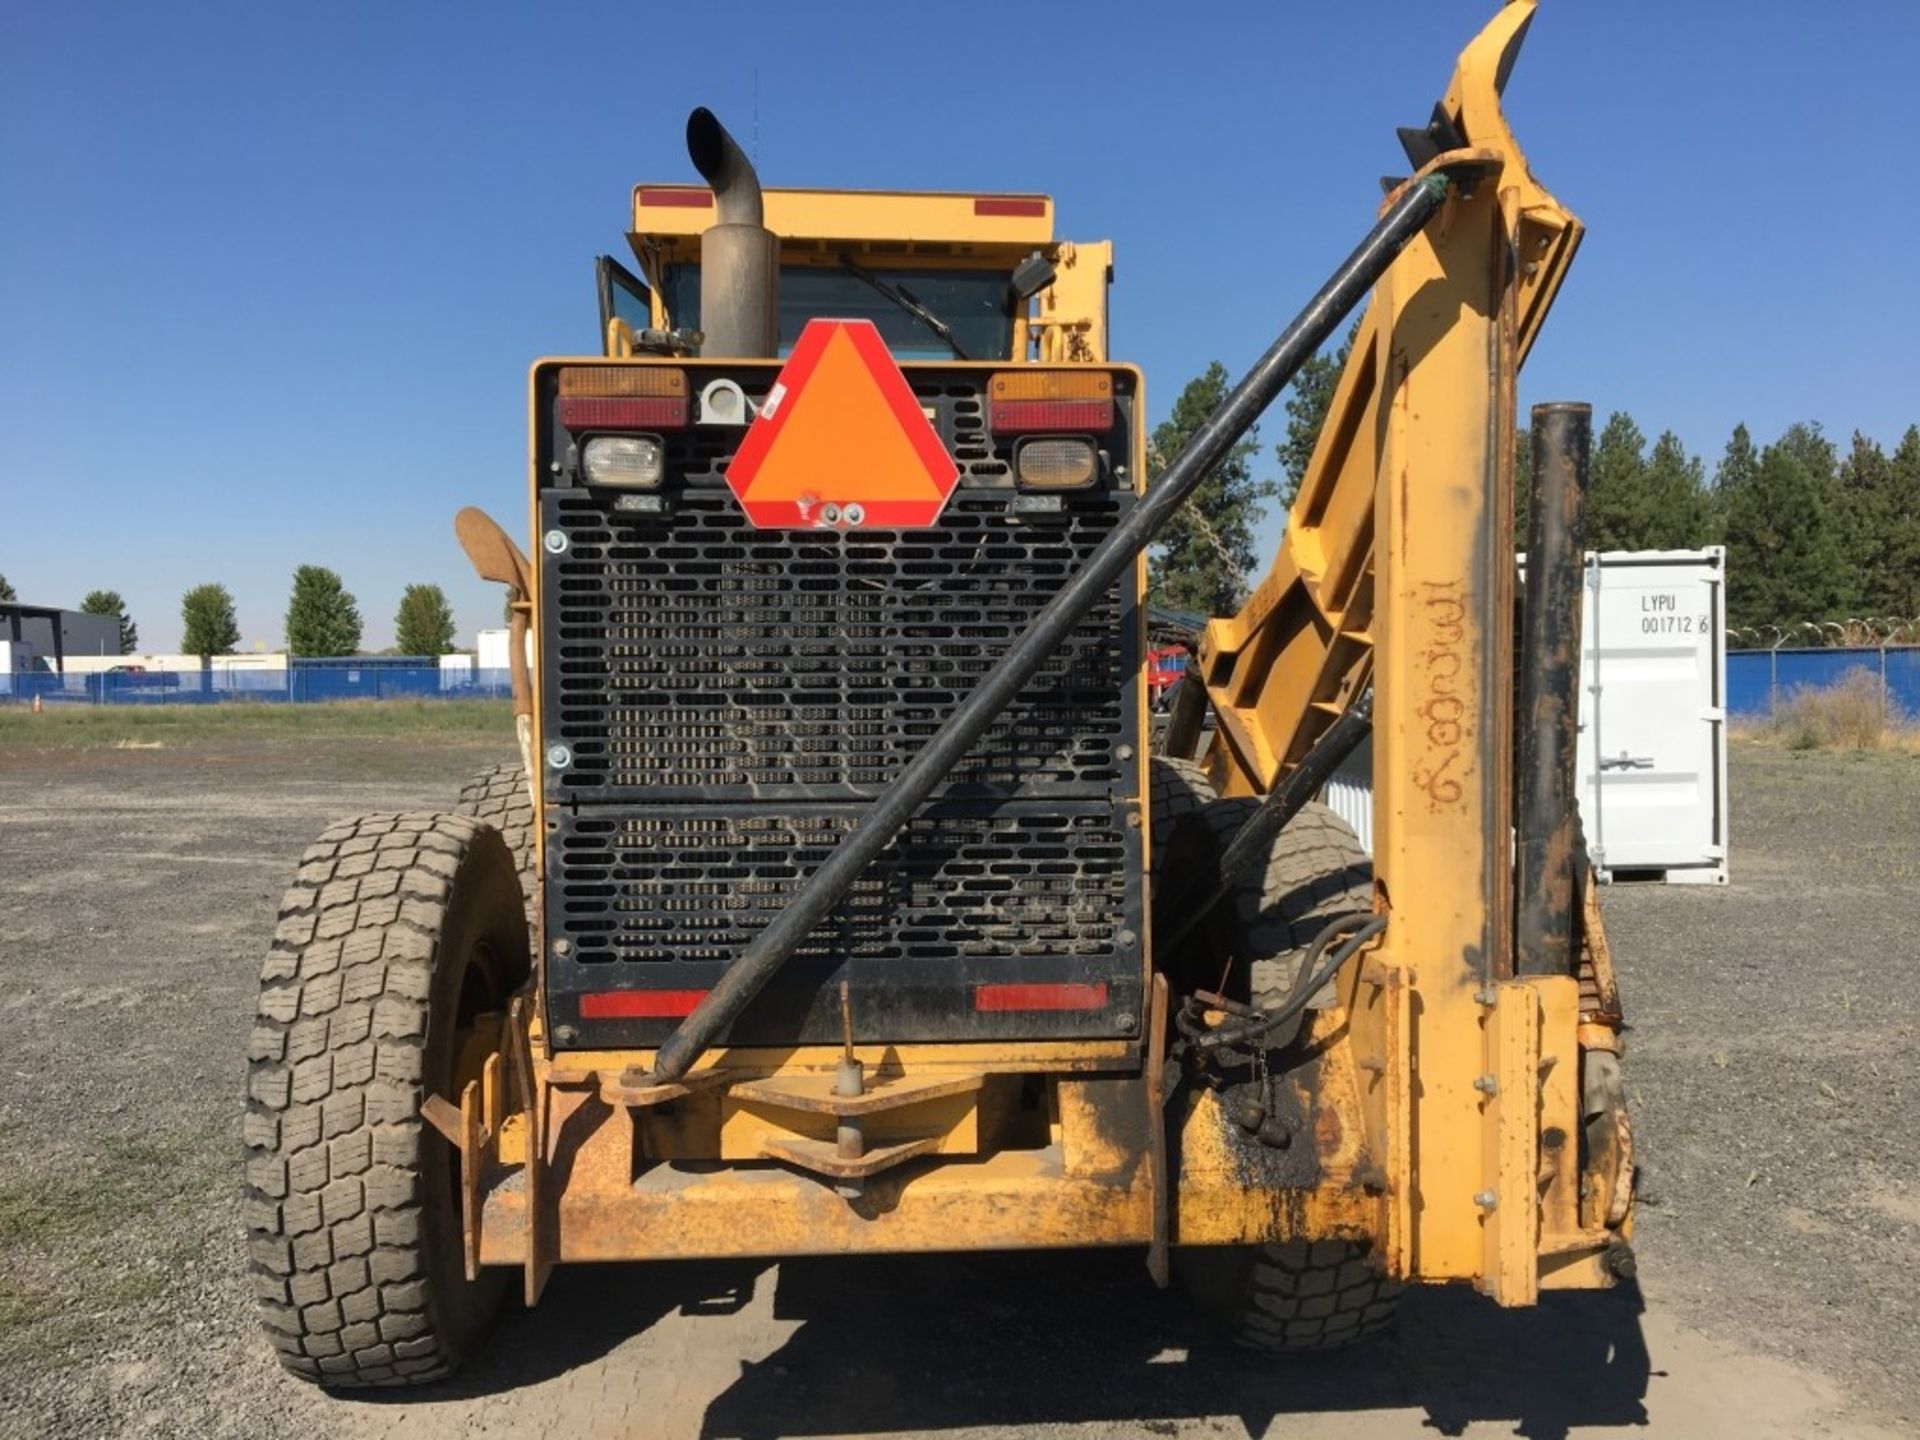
725, 318, 961, 529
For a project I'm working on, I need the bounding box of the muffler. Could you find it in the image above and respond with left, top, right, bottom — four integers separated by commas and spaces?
685, 108, 778, 358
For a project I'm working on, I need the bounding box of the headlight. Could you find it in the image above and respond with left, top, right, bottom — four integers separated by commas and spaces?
1014, 436, 1099, 490
582, 434, 665, 489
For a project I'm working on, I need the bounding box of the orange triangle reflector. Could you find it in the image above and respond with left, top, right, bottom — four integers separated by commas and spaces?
725, 318, 961, 529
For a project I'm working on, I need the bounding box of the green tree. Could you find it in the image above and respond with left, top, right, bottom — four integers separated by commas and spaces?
0, 573, 14, 602
1778, 422, 1857, 615
1580, 415, 1710, 552
1833, 429, 1920, 619
1583, 413, 1647, 552
79, 589, 137, 654
1274, 332, 1353, 510
1707, 423, 1759, 543
1723, 429, 1851, 629
1836, 433, 1889, 608
1640, 430, 1711, 548
1875, 426, 1920, 618
394, 583, 457, 656
1148, 361, 1277, 615
284, 566, 363, 656
180, 583, 241, 658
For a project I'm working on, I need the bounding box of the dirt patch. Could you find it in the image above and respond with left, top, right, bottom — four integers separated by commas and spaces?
0, 736, 1914, 1437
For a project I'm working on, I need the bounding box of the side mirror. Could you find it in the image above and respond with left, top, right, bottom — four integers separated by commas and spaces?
1009, 252, 1056, 307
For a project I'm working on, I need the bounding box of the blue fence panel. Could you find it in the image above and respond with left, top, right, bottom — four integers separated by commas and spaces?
1727, 647, 1920, 719
2, 665, 513, 706
22, 651, 1911, 716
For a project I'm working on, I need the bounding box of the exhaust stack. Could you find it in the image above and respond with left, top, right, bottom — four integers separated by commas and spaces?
685, 108, 778, 358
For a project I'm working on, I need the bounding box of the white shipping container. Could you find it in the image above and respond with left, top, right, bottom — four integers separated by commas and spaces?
440, 653, 475, 691
1574, 547, 1728, 884
1319, 548, 1728, 885
476, 628, 513, 674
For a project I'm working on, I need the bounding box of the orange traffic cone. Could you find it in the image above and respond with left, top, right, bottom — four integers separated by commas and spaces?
31, 693, 43, 714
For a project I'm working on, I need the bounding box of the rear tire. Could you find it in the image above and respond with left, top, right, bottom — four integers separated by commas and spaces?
1234, 800, 1373, 1021
1222, 1238, 1402, 1352
1178, 799, 1400, 1351
1149, 756, 1217, 863
454, 762, 535, 924
243, 813, 530, 1387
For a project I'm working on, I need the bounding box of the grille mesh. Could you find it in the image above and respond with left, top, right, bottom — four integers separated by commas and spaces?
556, 805, 1132, 968
537, 366, 1144, 1044
543, 485, 1135, 800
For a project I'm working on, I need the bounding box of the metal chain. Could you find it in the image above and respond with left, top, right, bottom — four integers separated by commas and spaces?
1146, 436, 1245, 580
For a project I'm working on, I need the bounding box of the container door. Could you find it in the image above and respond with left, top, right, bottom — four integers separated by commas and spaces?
1578, 551, 1728, 882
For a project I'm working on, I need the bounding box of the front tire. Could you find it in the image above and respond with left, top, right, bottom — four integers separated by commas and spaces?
243, 813, 530, 1387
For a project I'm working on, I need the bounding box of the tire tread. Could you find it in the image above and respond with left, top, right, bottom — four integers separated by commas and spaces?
245, 812, 495, 1388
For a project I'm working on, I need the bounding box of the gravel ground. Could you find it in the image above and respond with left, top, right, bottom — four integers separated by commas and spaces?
0, 733, 1914, 1439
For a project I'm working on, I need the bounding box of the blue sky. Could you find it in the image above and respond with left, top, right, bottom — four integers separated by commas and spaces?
3, 1, 1916, 652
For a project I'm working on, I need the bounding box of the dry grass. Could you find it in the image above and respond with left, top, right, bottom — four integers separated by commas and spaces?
1741, 666, 1920, 753
0, 698, 513, 748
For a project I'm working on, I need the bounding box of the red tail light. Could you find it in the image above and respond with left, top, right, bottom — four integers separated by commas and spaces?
988, 371, 1115, 435
578, 989, 708, 1019
557, 366, 689, 430
973, 982, 1109, 1012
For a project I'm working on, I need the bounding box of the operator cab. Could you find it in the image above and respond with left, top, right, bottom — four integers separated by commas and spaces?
603, 185, 1112, 365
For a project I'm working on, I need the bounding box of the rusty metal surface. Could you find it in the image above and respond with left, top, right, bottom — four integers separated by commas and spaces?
1144, 974, 1171, 1288
1576, 863, 1625, 1026
725, 1071, 983, 1117
760, 1133, 944, 1180
1516, 405, 1592, 978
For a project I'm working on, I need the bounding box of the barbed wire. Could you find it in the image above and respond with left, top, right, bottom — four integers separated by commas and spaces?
1726, 618, 1920, 649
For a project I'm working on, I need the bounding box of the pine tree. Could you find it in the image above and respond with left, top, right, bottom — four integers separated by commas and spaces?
1148, 361, 1276, 615
1877, 426, 1920, 619
1837, 433, 1891, 613
0, 573, 14, 602
79, 589, 138, 654
1640, 430, 1711, 548
394, 583, 457, 656
1707, 423, 1760, 544
1578, 415, 1710, 552
1583, 413, 1648, 553
1777, 423, 1858, 615
180, 583, 241, 658
1723, 430, 1851, 629
284, 566, 363, 656
1274, 332, 1353, 510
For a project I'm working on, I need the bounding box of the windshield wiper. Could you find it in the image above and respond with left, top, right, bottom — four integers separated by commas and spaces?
839, 257, 973, 360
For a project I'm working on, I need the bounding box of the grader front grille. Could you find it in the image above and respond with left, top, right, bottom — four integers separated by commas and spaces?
541, 486, 1131, 801
543, 802, 1142, 1044
536, 365, 1144, 1047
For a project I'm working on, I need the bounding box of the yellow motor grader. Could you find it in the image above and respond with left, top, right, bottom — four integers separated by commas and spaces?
243, 1, 1633, 1386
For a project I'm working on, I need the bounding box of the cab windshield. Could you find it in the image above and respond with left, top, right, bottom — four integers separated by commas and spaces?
660, 263, 1014, 360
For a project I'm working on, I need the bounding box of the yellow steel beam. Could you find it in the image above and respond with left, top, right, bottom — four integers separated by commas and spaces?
1195, 0, 1580, 800
1188, 2, 1616, 1299
631, 186, 1053, 248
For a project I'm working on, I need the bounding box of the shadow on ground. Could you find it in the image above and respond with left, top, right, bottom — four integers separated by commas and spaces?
405, 1250, 1650, 1440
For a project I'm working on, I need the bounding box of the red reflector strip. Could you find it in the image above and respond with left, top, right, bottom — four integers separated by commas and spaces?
579, 990, 709, 1019
558, 395, 688, 431
988, 397, 1115, 435
974, 982, 1109, 1013
974, 196, 1047, 218
638, 186, 714, 208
